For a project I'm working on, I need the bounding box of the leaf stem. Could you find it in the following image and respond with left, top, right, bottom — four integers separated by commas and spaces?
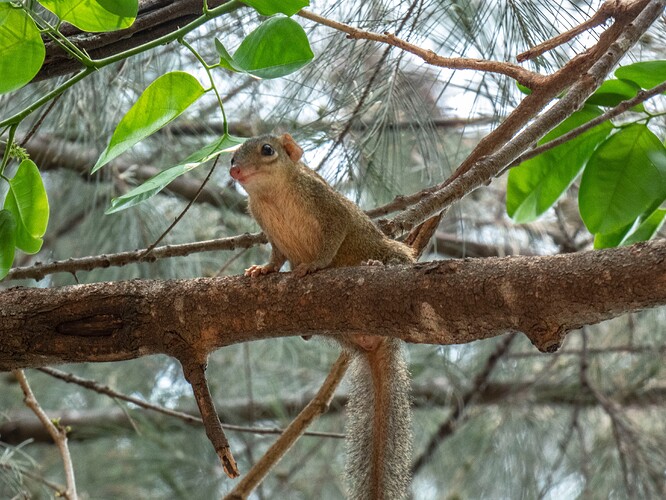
0, 69, 94, 129
179, 37, 229, 135
20, 4, 90, 64
0, 125, 17, 176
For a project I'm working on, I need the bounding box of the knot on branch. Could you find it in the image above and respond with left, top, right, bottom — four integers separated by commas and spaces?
524, 323, 566, 353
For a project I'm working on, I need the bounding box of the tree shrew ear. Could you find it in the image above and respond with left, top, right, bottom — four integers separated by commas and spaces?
281, 133, 304, 162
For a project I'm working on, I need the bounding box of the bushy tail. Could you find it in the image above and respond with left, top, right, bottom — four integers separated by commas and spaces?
345, 337, 412, 500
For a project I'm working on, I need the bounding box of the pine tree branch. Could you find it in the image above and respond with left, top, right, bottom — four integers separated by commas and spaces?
1, 240, 665, 371
297, 10, 544, 88
411, 334, 517, 475
4, 232, 267, 282
5, 371, 665, 446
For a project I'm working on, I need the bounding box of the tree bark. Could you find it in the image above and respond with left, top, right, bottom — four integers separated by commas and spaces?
1, 240, 665, 371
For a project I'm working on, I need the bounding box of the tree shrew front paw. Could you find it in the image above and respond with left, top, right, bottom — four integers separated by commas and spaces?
244, 264, 277, 278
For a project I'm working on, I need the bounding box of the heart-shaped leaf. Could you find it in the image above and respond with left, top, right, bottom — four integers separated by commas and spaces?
216, 16, 313, 79
39, 0, 137, 32
94, 72, 206, 172
0, 4, 45, 94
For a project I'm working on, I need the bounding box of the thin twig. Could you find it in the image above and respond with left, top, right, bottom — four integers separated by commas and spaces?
298, 9, 544, 88
225, 352, 351, 500
140, 155, 221, 259
516, 0, 618, 62
537, 407, 580, 498
13, 370, 78, 500
37, 367, 342, 438
499, 80, 666, 176
20, 95, 62, 147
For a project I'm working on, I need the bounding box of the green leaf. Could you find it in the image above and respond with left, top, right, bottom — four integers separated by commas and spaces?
579, 124, 666, 234
3, 160, 48, 254
593, 222, 633, 249
4, 190, 43, 254
0, 4, 45, 94
615, 60, 666, 90
106, 135, 245, 214
6, 160, 49, 238
94, 72, 206, 172
0, 209, 17, 279
240, 0, 309, 16
215, 39, 243, 72
594, 207, 666, 249
623, 208, 666, 246
39, 0, 137, 32
216, 16, 314, 79
507, 106, 612, 223
516, 82, 532, 95
585, 79, 641, 107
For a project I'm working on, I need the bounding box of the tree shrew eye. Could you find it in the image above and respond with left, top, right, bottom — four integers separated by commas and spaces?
261, 144, 274, 156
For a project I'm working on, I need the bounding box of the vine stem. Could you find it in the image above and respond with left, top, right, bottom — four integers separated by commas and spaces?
0, 1, 245, 130
0, 124, 17, 175
22, 4, 91, 64
179, 37, 229, 135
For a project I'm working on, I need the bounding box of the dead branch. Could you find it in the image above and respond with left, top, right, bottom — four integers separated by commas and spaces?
297, 10, 544, 88
13, 370, 78, 500
225, 353, 350, 499
180, 358, 239, 478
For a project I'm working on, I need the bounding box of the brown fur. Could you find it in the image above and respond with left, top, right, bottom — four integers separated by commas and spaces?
231, 133, 414, 498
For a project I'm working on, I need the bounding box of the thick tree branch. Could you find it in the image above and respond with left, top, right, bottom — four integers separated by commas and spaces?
1, 240, 664, 371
